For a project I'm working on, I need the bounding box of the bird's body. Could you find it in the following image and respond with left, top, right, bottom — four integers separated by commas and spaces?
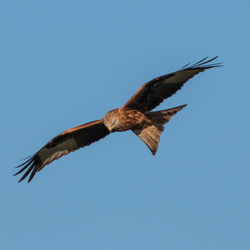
104, 108, 150, 132
15, 57, 222, 182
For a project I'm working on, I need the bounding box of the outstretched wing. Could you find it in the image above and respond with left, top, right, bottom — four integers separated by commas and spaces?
122, 57, 222, 112
14, 119, 110, 183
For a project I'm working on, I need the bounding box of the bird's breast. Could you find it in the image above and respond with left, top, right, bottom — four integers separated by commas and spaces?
116, 109, 151, 132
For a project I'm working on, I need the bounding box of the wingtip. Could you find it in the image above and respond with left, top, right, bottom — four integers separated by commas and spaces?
182, 56, 223, 70
14, 157, 37, 183
18, 178, 23, 183
201, 56, 223, 68
27, 168, 37, 183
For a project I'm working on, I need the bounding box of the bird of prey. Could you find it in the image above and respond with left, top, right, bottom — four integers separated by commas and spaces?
14, 57, 221, 183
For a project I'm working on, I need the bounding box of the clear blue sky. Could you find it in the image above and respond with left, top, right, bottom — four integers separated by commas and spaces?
1, 1, 250, 250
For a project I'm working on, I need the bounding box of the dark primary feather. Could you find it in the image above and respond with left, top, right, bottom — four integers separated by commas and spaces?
14, 119, 110, 183
122, 57, 222, 112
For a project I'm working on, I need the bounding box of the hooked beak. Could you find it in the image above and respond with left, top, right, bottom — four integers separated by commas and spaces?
108, 126, 115, 132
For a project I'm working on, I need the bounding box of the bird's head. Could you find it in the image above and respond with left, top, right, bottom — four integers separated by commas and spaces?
104, 109, 120, 132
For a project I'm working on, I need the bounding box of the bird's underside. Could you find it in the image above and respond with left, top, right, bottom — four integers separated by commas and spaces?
14, 57, 222, 182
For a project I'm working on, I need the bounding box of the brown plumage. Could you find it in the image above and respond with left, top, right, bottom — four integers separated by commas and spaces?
133, 105, 187, 155
14, 57, 222, 182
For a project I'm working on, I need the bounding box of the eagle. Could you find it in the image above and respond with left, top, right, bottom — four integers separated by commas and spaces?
14, 57, 221, 183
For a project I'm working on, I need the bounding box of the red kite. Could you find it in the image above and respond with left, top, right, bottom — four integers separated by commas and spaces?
15, 57, 221, 182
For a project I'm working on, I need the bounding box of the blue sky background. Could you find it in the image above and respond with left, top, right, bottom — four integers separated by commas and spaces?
1, 1, 250, 250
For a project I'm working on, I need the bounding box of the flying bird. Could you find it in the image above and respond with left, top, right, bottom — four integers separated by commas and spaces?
15, 57, 222, 183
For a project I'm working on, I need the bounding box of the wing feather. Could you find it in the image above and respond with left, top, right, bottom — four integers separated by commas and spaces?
122, 57, 222, 112
14, 119, 109, 183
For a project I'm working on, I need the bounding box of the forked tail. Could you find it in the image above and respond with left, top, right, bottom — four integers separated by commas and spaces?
132, 104, 186, 155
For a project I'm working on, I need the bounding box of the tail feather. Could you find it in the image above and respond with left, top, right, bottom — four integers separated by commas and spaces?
132, 104, 186, 155
145, 104, 187, 125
